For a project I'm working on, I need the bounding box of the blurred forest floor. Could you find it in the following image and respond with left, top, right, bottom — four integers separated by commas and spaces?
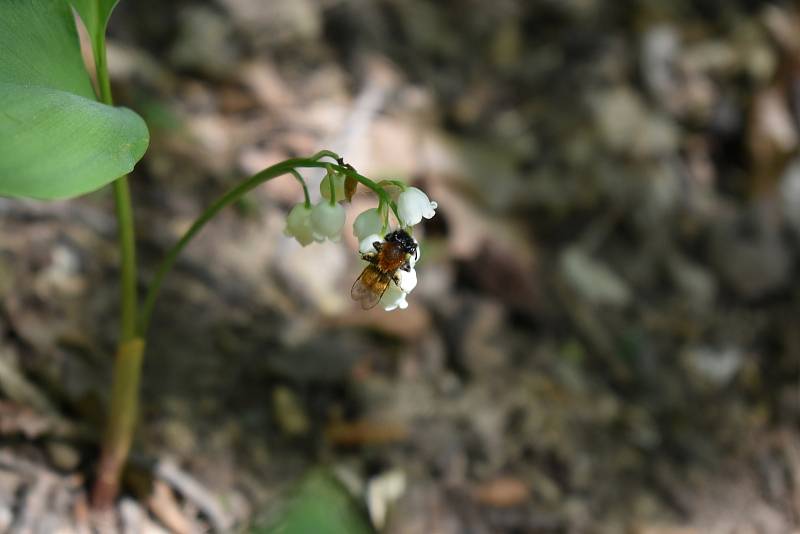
1, 0, 799, 532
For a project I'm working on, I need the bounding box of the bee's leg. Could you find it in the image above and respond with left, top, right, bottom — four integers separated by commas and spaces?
360, 252, 378, 264
400, 260, 411, 272
372, 241, 383, 252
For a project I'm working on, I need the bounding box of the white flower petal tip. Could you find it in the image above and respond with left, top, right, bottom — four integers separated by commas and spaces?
284, 203, 314, 246
353, 208, 384, 241
310, 201, 346, 241
380, 285, 409, 311
359, 234, 383, 254
384, 300, 408, 311
397, 187, 437, 226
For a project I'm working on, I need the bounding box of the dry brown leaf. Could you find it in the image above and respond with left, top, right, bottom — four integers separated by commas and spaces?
471, 477, 530, 508
345, 174, 358, 202
325, 419, 409, 446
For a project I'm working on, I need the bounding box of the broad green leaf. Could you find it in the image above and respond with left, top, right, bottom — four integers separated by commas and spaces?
0, 0, 149, 199
0, 0, 94, 98
0, 83, 148, 199
69, 0, 120, 69
252, 471, 374, 534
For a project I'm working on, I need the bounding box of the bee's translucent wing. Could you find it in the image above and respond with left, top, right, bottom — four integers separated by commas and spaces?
351, 265, 391, 310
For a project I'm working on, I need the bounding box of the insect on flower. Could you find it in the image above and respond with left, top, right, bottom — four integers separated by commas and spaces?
351, 229, 418, 309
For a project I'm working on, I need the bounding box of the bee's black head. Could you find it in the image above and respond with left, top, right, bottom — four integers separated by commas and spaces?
385, 229, 417, 256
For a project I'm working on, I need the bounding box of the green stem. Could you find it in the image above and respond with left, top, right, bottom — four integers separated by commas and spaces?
94, 31, 138, 341
378, 179, 408, 191
94, 36, 113, 108
310, 149, 340, 162
113, 179, 138, 341
92, 29, 141, 509
326, 165, 337, 206
378, 198, 390, 234
290, 169, 311, 208
92, 338, 145, 509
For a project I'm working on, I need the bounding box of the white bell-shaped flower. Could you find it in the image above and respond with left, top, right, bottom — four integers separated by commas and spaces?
359, 233, 383, 254
311, 201, 346, 242
380, 284, 409, 311
397, 187, 437, 226
320, 173, 346, 202
284, 203, 314, 246
395, 267, 417, 293
353, 208, 384, 241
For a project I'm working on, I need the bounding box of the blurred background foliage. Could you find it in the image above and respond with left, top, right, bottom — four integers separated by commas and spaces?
0, 0, 799, 532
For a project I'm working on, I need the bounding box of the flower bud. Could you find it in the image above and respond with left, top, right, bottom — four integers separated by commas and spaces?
397, 187, 438, 226
283, 203, 314, 246
353, 208, 384, 241
311, 201, 346, 242
320, 173, 346, 203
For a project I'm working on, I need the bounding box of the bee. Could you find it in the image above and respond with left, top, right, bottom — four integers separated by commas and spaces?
351, 229, 418, 309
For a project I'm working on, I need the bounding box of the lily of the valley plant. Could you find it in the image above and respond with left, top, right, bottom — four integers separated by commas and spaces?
0, 0, 437, 508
